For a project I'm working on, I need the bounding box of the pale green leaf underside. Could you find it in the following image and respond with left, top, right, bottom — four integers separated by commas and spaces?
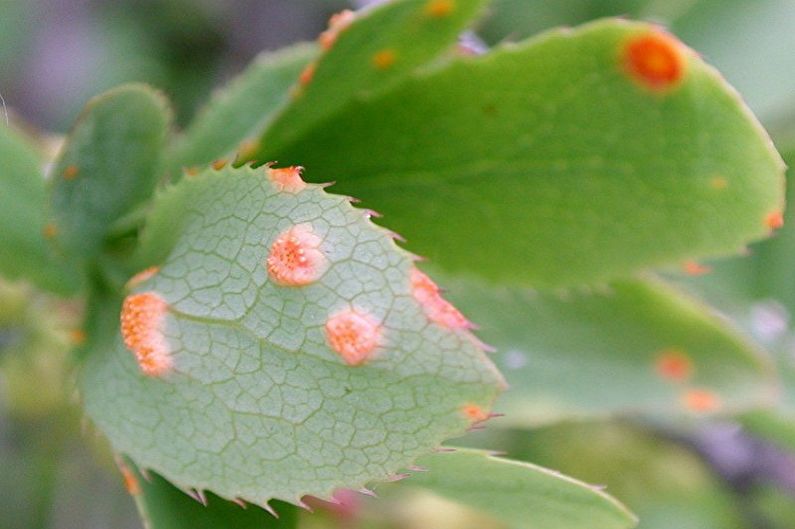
0, 125, 79, 294
81, 165, 503, 505
408, 448, 637, 529
442, 275, 773, 426
50, 83, 170, 262
259, 19, 785, 287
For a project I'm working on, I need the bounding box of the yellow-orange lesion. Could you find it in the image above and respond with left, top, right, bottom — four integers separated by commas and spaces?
120, 291, 172, 377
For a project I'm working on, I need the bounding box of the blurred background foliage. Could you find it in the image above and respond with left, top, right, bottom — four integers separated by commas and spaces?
2, 1, 795, 528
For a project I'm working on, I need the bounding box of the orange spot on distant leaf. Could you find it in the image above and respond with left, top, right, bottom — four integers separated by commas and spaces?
299, 63, 317, 87
623, 30, 687, 91
318, 10, 356, 50
63, 165, 79, 180
120, 292, 172, 377
710, 176, 728, 190
266, 224, 327, 286
237, 139, 259, 160
424, 0, 455, 17
69, 328, 86, 346
42, 223, 58, 239
184, 167, 199, 177
267, 165, 307, 193
410, 268, 472, 330
372, 49, 397, 70
212, 159, 228, 170
325, 309, 381, 366
118, 462, 141, 496
655, 349, 693, 382
683, 261, 711, 276
461, 403, 489, 423
681, 388, 721, 413
126, 266, 160, 290
766, 211, 785, 230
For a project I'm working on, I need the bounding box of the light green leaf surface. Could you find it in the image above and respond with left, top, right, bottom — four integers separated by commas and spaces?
0, 125, 79, 294
259, 19, 784, 287
255, 0, 488, 159
407, 448, 637, 529
49, 83, 170, 263
128, 463, 298, 529
168, 44, 316, 174
81, 165, 503, 506
441, 274, 773, 425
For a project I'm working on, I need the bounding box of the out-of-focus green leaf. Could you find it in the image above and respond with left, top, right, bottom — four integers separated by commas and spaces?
49, 84, 171, 265
82, 165, 503, 506
405, 448, 637, 529
168, 43, 316, 174
0, 125, 79, 294
259, 19, 784, 287
441, 274, 773, 425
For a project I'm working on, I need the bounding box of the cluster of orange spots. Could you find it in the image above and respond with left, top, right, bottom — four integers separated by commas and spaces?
325, 308, 382, 366
117, 461, 141, 496
682, 261, 711, 276
120, 291, 172, 377
410, 268, 472, 330
681, 388, 721, 413
766, 211, 785, 230
63, 164, 79, 180
126, 266, 160, 290
709, 176, 728, 190
461, 403, 489, 423
372, 49, 397, 70
267, 224, 327, 286
267, 165, 307, 193
318, 9, 356, 50
622, 30, 687, 92
69, 328, 87, 346
424, 0, 455, 18
655, 349, 693, 382
211, 159, 228, 170
43, 223, 58, 239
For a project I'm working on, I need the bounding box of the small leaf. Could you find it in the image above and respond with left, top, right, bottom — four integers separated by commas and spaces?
168, 44, 316, 174
123, 461, 298, 529
259, 19, 785, 287
254, 0, 488, 159
81, 165, 503, 505
405, 448, 637, 529
441, 274, 773, 425
50, 83, 171, 264
0, 124, 79, 294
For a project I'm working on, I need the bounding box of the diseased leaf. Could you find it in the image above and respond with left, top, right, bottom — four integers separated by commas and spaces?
49, 83, 171, 263
441, 274, 773, 425
259, 19, 785, 287
81, 165, 503, 506
406, 448, 637, 529
168, 44, 316, 175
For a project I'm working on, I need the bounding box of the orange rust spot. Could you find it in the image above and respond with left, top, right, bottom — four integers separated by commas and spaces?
372, 49, 397, 70
710, 176, 728, 190
184, 167, 199, 178
425, 0, 455, 17
461, 403, 489, 423
267, 165, 307, 193
682, 261, 711, 276
655, 349, 693, 382
681, 388, 721, 413
118, 462, 141, 496
63, 164, 79, 180
237, 139, 259, 160
43, 223, 58, 239
318, 9, 356, 50
266, 224, 327, 286
126, 266, 160, 290
410, 268, 472, 330
325, 309, 381, 366
69, 328, 86, 346
299, 62, 317, 87
120, 292, 172, 377
211, 159, 228, 170
766, 211, 785, 230
623, 31, 687, 91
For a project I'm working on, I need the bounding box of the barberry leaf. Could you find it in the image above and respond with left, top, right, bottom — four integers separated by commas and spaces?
258, 19, 785, 287
49, 84, 171, 264
405, 448, 637, 529
81, 165, 503, 506
168, 44, 316, 175
0, 124, 79, 294
441, 274, 773, 425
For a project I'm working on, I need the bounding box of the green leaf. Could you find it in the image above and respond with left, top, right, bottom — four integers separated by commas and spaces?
441, 274, 773, 425
254, 0, 489, 159
126, 462, 298, 529
0, 125, 79, 294
49, 83, 171, 264
406, 447, 637, 529
168, 44, 316, 174
258, 19, 785, 287
81, 165, 504, 506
